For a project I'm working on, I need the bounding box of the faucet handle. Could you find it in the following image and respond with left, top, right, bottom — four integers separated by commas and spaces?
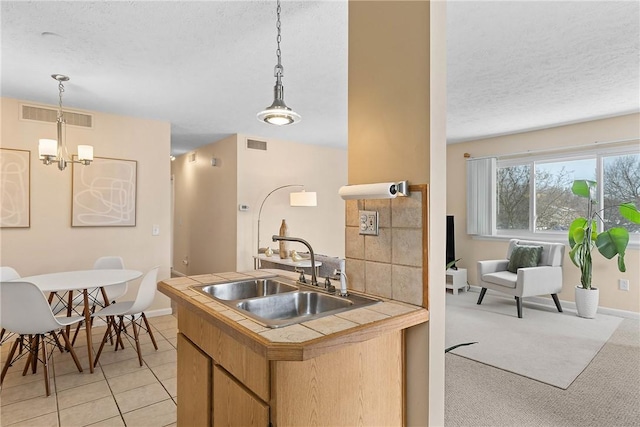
295, 267, 307, 283
324, 277, 336, 293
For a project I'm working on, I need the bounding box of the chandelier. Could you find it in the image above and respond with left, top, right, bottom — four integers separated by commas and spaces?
38, 74, 93, 171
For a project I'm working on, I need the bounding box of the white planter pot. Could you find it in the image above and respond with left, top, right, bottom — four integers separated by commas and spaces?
575, 286, 599, 318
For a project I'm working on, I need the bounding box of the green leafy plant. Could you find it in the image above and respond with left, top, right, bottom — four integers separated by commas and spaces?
568, 179, 640, 289
446, 258, 461, 270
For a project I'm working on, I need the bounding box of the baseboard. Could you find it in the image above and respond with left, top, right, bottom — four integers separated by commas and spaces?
467, 285, 639, 320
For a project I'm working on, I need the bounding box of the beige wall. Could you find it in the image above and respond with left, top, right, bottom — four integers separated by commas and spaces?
447, 113, 640, 313
171, 134, 347, 274
172, 135, 238, 275
236, 134, 347, 272
349, 1, 446, 425
0, 97, 172, 312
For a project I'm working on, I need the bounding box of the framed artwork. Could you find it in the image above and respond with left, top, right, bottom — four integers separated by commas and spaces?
0, 148, 31, 228
72, 156, 137, 227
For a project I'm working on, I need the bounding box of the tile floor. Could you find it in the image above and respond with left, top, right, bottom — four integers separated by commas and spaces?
0, 315, 178, 427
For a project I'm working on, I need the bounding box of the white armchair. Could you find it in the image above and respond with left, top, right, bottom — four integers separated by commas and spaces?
477, 239, 565, 318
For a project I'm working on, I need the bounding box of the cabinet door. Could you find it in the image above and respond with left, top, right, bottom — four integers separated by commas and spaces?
177, 333, 212, 426
213, 365, 269, 427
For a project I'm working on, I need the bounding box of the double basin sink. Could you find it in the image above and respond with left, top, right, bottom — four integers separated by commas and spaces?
192, 276, 380, 328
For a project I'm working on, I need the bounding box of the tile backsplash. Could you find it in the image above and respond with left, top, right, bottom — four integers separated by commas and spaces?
345, 190, 424, 306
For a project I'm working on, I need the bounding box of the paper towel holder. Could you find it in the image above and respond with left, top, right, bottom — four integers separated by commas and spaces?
338, 180, 410, 200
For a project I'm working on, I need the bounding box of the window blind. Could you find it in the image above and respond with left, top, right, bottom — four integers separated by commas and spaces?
466, 157, 496, 235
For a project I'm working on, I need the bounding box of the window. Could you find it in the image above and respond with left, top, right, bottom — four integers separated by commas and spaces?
603, 154, 640, 233
489, 147, 639, 239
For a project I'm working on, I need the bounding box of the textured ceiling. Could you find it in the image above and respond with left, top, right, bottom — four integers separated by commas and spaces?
447, 0, 639, 143
1, 1, 638, 155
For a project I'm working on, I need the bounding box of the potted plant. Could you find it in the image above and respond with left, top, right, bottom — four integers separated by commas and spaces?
568, 179, 640, 318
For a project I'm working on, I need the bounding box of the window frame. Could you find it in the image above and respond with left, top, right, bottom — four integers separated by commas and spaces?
490, 145, 640, 247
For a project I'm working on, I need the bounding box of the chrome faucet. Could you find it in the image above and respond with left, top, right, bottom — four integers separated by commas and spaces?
272, 235, 318, 287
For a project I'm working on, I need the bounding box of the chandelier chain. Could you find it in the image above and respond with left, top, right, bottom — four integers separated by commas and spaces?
275, 0, 283, 76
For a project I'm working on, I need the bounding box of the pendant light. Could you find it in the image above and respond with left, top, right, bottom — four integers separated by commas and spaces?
38, 74, 93, 171
257, 0, 301, 125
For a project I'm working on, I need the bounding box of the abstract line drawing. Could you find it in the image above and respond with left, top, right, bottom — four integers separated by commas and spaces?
0, 148, 31, 228
72, 156, 137, 227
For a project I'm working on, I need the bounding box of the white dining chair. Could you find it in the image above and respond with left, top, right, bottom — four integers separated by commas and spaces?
93, 256, 128, 304
0, 266, 21, 345
92, 266, 160, 367
0, 281, 84, 396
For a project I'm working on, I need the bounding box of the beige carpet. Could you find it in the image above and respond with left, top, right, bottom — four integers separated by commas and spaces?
446, 290, 623, 389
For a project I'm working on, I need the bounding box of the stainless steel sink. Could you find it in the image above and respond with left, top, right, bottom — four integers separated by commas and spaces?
191, 276, 380, 328
236, 290, 380, 328
194, 278, 298, 301
236, 291, 351, 318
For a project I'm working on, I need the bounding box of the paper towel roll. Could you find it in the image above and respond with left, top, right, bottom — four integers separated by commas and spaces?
338, 182, 398, 200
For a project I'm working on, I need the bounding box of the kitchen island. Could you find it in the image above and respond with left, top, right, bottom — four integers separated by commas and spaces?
159, 269, 429, 426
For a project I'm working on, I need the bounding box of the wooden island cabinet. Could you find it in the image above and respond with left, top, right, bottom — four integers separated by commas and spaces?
160, 272, 429, 426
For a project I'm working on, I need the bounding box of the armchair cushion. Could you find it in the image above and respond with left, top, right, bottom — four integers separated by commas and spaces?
507, 244, 543, 273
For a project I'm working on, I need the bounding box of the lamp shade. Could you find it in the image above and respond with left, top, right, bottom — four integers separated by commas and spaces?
77, 145, 94, 161
39, 139, 57, 158
290, 190, 317, 207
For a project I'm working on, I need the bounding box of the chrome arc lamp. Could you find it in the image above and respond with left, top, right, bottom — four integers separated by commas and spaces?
38, 74, 93, 171
257, 184, 317, 254
256, 0, 301, 126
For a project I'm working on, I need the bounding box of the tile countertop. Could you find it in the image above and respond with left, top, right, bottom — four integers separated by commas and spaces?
158, 269, 429, 361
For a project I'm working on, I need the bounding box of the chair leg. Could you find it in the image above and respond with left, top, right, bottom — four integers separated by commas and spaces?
115, 316, 125, 351
131, 316, 143, 367
22, 336, 34, 376
50, 331, 65, 353
60, 330, 83, 373
1, 338, 20, 384
477, 288, 487, 305
32, 335, 40, 374
93, 316, 114, 368
515, 296, 523, 318
41, 334, 51, 396
551, 293, 563, 312
141, 313, 158, 351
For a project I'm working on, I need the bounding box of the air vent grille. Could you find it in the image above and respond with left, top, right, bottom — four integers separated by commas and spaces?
188, 152, 197, 163
22, 105, 93, 128
246, 139, 267, 151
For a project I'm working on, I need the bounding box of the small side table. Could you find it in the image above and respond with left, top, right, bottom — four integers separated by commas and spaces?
446, 268, 467, 295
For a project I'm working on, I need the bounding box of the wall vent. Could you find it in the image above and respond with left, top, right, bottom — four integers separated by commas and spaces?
188, 152, 197, 163
246, 139, 267, 151
21, 105, 93, 128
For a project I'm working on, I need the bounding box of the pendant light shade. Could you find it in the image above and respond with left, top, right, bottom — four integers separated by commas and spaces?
257, 91, 302, 125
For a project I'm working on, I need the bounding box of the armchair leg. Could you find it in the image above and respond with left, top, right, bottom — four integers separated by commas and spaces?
551, 294, 563, 312
515, 297, 522, 318
477, 288, 487, 305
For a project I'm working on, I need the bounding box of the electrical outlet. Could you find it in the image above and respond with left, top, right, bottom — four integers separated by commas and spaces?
618, 279, 630, 291
359, 210, 379, 236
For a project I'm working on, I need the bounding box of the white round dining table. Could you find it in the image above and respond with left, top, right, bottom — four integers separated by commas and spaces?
15, 269, 142, 373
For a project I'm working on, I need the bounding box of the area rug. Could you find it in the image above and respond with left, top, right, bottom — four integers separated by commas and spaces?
445, 290, 623, 389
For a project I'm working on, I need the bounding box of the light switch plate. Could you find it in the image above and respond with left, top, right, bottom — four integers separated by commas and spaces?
152, 224, 160, 236
359, 210, 379, 235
